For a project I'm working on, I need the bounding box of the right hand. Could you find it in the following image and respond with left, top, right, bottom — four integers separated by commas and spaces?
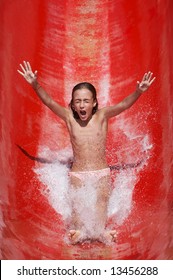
17, 61, 37, 85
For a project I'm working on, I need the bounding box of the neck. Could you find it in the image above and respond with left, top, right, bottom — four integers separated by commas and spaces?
76, 115, 93, 127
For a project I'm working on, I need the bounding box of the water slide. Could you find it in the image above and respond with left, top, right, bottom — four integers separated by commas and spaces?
0, 0, 173, 260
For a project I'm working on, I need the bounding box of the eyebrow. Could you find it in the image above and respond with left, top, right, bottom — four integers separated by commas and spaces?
74, 98, 90, 101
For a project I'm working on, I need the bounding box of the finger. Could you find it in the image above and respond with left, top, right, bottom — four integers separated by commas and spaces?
20, 63, 26, 73
142, 73, 147, 81
137, 81, 144, 91
146, 71, 152, 80
17, 69, 24, 76
136, 81, 141, 88
147, 71, 154, 81
27, 61, 32, 71
23, 60, 29, 71
33, 70, 37, 79
149, 76, 156, 85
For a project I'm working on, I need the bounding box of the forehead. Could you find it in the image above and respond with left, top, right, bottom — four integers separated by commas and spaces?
73, 88, 93, 100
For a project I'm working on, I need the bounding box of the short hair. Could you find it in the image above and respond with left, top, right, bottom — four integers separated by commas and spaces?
69, 82, 98, 119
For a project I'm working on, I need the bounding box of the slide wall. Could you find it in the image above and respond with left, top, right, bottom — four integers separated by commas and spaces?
0, 0, 173, 259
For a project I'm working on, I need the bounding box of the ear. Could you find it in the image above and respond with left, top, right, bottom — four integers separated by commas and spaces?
93, 101, 97, 107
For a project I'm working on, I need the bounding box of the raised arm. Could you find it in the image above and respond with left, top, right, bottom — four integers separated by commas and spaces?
103, 71, 156, 119
17, 61, 69, 121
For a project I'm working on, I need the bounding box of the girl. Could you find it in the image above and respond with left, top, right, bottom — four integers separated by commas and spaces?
18, 61, 155, 244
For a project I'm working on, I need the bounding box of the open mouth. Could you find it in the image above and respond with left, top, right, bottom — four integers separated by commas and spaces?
80, 110, 86, 116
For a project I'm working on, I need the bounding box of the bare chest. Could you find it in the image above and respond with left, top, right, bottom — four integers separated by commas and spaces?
71, 123, 101, 142
67, 117, 107, 144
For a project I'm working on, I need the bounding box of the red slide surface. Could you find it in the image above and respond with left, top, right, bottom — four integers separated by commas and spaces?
0, 0, 173, 259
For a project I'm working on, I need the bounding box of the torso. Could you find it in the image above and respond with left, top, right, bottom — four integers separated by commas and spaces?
66, 109, 108, 171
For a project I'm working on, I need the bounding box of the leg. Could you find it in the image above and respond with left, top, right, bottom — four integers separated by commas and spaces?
95, 175, 116, 243
68, 174, 86, 244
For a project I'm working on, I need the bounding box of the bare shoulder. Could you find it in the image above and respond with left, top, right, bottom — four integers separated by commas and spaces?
97, 104, 124, 119
65, 107, 75, 124
65, 107, 73, 118
95, 107, 107, 118
94, 108, 108, 122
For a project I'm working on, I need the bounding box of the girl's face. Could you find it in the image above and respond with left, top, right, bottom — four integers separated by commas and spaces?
72, 88, 97, 121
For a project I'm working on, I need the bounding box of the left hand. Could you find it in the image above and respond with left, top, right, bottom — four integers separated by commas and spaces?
137, 71, 156, 93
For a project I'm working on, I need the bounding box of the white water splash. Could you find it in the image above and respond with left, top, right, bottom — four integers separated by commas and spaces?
34, 132, 152, 230
108, 169, 138, 224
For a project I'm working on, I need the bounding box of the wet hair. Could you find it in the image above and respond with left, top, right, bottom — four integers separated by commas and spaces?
69, 82, 98, 119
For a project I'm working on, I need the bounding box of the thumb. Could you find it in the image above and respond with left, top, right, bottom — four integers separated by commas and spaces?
137, 81, 140, 88
34, 70, 38, 78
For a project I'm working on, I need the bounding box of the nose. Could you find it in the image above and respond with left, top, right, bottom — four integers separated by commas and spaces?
80, 101, 84, 108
